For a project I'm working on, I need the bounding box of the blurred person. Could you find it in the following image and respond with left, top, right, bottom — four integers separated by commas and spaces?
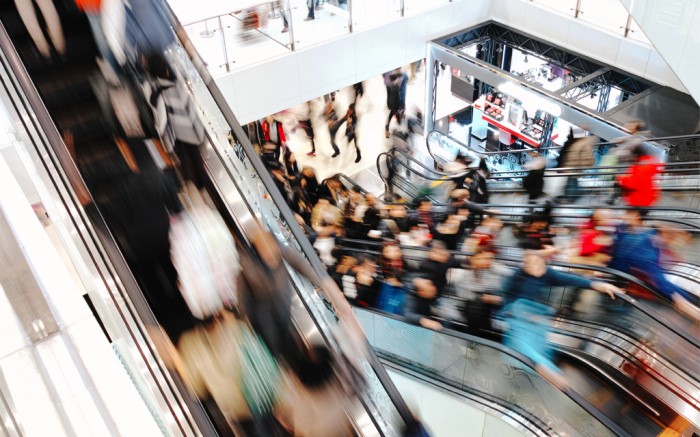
323, 99, 341, 157
502, 251, 621, 307
355, 255, 381, 308
405, 278, 443, 331
606, 121, 651, 204
433, 215, 463, 251
299, 166, 319, 206
466, 158, 491, 204
95, 139, 195, 342
558, 135, 596, 203
385, 67, 409, 138
568, 209, 613, 268
353, 81, 364, 102
376, 270, 408, 315
75, 0, 118, 72
292, 102, 316, 156
276, 345, 352, 436
463, 216, 503, 253
410, 198, 436, 234
414, 240, 453, 299
514, 212, 555, 252
449, 245, 510, 337
342, 186, 366, 238
280, 0, 290, 33
143, 55, 207, 195
15, 0, 65, 59
617, 146, 664, 208
283, 148, 299, 179
500, 251, 622, 388
331, 104, 361, 162
261, 115, 287, 161
317, 175, 347, 207
362, 193, 384, 233
311, 196, 342, 235
304, 0, 319, 20
522, 156, 547, 203
609, 209, 699, 320
378, 204, 411, 240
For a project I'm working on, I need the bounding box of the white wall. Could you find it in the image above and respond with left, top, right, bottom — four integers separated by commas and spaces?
213, 1, 491, 124
490, 0, 689, 94
617, 0, 700, 104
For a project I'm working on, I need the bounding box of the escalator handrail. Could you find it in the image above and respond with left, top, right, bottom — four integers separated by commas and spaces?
381, 150, 700, 204
427, 129, 700, 156
162, 2, 416, 428
0, 20, 212, 436
338, 237, 700, 350
390, 147, 700, 182
354, 305, 631, 437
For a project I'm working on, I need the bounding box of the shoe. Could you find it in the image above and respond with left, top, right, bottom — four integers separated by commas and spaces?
304, 16, 314, 21
331, 149, 340, 158
306, 151, 316, 156
281, 27, 289, 33
355, 153, 361, 163
385, 130, 390, 138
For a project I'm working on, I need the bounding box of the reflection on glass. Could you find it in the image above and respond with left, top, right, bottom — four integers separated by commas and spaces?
352, 0, 402, 31
292, 0, 351, 48
182, 5, 293, 76
578, 0, 631, 36
355, 308, 615, 437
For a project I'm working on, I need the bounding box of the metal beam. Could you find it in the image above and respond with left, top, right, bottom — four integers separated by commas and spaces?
556, 68, 610, 94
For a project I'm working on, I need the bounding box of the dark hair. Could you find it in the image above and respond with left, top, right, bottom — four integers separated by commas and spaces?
631, 145, 645, 160
295, 346, 334, 389
630, 207, 648, 218
145, 54, 174, 79
351, 185, 363, 194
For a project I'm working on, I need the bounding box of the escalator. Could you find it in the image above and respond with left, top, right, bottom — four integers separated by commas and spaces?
0, 2, 638, 436
339, 238, 700, 435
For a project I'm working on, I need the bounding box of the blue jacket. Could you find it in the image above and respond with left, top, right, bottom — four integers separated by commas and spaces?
609, 225, 688, 301
501, 267, 593, 306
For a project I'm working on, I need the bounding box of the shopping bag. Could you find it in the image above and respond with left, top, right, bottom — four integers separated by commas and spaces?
170, 207, 240, 319
238, 326, 282, 419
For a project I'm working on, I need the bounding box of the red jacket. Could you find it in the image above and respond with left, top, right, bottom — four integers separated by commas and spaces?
617, 156, 663, 207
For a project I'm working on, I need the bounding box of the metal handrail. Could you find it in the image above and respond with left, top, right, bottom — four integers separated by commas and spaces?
428, 129, 700, 158
354, 306, 631, 437
338, 238, 700, 350
164, 1, 416, 429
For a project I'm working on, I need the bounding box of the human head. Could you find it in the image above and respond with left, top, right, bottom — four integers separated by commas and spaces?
523, 251, 547, 277
415, 278, 437, 300
630, 145, 646, 162
350, 185, 363, 202
348, 103, 355, 114
623, 208, 645, 227
295, 345, 334, 390
417, 198, 432, 212
382, 243, 403, 261
429, 240, 450, 263
470, 248, 495, 270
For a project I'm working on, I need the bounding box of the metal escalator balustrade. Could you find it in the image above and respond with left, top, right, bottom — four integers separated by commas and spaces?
0, 16, 210, 437
162, 3, 419, 435
337, 237, 700, 426
353, 306, 629, 437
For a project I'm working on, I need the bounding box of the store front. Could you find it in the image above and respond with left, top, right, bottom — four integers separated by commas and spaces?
425, 21, 695, 164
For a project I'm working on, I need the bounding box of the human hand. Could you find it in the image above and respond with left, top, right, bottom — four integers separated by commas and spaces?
419, 318, 443, 331
593, 282, 623, 300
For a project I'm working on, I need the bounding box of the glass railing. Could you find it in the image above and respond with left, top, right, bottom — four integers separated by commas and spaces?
168, 4, 413, 435
175, 0, 465, 73
341, 238, 700, 392
354, 306, 625, 437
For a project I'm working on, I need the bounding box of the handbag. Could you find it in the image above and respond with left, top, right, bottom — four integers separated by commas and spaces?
238, 326, 281, 419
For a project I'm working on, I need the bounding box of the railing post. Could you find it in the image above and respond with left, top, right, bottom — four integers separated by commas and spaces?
400, 0, 405, 17
347, 0, 353, 32
218, 16, 230, 72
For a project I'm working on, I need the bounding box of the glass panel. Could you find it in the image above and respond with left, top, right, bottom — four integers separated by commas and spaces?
403, 0, 451, 17
530, 0, 577, 16
167, 40, 405, 435
354, 308, 615, 437
352, 0, 402, 31
292, 0, 351, 49
578, 0, 630, 35
182, 3, 293, 76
